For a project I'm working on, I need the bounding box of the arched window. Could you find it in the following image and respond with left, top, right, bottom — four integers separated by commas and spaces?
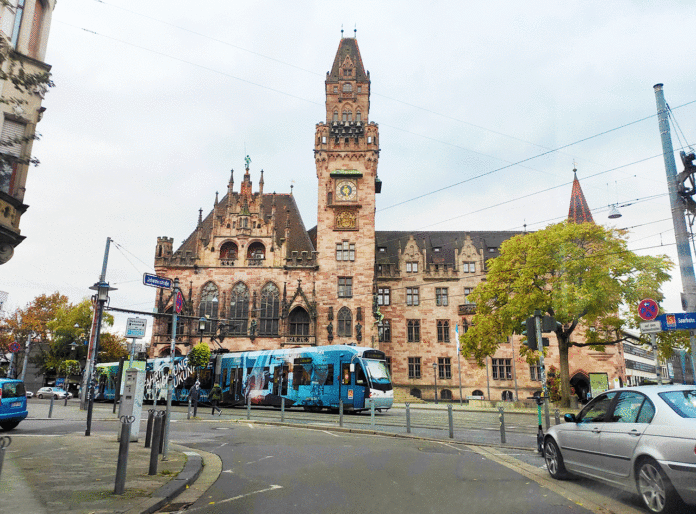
333, 110, 338, 122
198, 282, 218, 333
247, 242, 265, 266
355, 111, 361, 122
219, 241, 237, 260
342, 110, 352, 122
410, 388, 422, 399
337, 307, 352, 337
471, 389, 484, 398
502, 390, 514, 401
259, 283, 280, 335
440, 389, 453, 400
342, 83, 352, 92
289, 307, 310, 336
228, 282, 249, 335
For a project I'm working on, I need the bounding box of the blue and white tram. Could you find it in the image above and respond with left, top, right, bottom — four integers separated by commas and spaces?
218, 345, 393, 412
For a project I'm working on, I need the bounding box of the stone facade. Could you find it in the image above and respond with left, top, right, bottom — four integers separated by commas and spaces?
0, 0, 55, 264
152, 36, 624, 403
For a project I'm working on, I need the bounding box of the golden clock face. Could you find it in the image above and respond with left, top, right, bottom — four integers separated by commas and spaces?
336, 180, 357, 201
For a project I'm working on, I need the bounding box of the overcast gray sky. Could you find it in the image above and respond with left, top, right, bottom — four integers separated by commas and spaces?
2, 0, 696, 340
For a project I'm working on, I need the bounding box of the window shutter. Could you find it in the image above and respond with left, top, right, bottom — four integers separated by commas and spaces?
0, 120, 25, 157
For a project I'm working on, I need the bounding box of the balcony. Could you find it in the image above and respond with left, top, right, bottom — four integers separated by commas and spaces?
247, 258, 265, 267
219, 258, 236, 267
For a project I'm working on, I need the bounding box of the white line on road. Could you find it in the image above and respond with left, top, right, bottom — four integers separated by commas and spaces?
322, 430, 340, 437
247, 423, 254, 429
245, 455, 273, 465
180, 484, 283, 512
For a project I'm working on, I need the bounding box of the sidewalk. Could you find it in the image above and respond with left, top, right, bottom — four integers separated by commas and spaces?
0, 402, 219, 514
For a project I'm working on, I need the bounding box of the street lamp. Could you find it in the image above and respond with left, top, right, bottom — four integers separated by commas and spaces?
85, 280, 116, 436
198, 317, 207, 343
433, 361, 439, 404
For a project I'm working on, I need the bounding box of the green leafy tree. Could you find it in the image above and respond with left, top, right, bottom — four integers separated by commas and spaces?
97, 333, 128, 362
460, 221, 673, 407
188, 343, 211, 372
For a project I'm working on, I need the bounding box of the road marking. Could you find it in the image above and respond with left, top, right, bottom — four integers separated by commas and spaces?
245, 455, 273, 465
183, 451, 200, 457
222, 469, 234, 474
182, 484, 283, 512
322, 430, 340, 437
247, 423, 254, 429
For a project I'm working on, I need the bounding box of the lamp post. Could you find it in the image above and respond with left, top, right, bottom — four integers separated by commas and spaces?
20, 332, 35, 383
433, 361, 439, 404
198, 317, 207, 343
85, 280, 116, 436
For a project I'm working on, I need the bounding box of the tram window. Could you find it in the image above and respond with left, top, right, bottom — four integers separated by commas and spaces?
355, 364, 367, 386
342, 364, 351, 385
263, 367, 270, 389
221, 368, 228, 387
325, 364, 334, 386
293, 365, 310, 389
199, 369, 213, 389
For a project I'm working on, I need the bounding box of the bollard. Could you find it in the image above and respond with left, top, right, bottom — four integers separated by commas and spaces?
499, 406, 506, 444
448, 404, 454, 439
406, 402, 411, 434
48, 395, 55, 418
281, 397, 285, 423
246, 396, 251, 420
187, 396, 191, 420
554, 408, 560, 425
158, 412, 165, 455
0, 436, 10, 481
370, 399, 375, 427
339, 399, 344, 427
114, 415, 135, 494
144, 409, 155, 448
149, 413, 164, 475
64, 393, 68, 406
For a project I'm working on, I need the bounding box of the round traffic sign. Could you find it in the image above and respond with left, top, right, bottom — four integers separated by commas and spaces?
8, 341, 20, 353
638, 298, 659, 321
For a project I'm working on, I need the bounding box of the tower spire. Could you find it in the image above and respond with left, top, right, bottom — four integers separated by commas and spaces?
568, 166, 594, 224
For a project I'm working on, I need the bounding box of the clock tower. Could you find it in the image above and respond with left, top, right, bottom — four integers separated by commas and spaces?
314, 36, 380, 344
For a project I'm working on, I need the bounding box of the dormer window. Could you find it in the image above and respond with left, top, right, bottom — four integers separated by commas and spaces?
343, 68, 352, 77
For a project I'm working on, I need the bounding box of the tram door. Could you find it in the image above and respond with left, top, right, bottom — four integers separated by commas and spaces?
339, 362, 366, 409
272, 365, 288, 397
231, 367, 244, 404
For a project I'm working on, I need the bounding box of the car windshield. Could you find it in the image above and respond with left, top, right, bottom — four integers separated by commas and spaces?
659, 389, 696, 418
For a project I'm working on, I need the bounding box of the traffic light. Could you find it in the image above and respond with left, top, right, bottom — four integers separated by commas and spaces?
521, 317, 538, 351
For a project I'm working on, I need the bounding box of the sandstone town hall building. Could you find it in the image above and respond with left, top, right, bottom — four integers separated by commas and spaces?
151, 36, 624, 403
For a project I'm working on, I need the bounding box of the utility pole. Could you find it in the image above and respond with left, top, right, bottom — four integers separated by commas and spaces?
162, 278, 180, 460
534, 310, 551, 430
654, 84, 696, 375
20, 332, 32, 382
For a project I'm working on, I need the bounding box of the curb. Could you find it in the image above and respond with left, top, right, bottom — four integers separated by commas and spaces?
126, 449, 203, 514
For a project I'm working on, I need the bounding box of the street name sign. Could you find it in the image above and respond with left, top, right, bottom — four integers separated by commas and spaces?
125, 318, 147, 339
143, 273, 172, 289
656, 312, 696, 331
639, 321, 662, 334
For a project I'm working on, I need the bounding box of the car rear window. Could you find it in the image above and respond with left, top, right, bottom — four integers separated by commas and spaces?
659, 390, 696, 418
2, 382, 26, 399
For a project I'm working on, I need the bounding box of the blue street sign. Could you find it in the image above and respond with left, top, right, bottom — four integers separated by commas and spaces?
143, 273, 172, 289
656, 312, 696, 331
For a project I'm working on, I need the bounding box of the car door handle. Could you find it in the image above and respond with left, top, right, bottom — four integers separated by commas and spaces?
629, 430, 641, 436
592, 427, 602, 433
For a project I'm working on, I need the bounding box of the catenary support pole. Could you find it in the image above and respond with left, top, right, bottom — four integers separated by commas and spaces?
163, 279, 179, 460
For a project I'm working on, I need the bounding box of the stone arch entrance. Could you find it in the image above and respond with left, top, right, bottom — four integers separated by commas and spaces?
570, 372, 590, 403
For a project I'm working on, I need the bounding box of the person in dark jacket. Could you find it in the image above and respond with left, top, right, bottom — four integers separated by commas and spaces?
210, 383, 222, 416
190, 380, 200, 417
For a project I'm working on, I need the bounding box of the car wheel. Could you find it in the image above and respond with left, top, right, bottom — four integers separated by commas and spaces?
0, 421, 20, 431
637, 458, 679, 514
38, 394, 44, 399
544, 438, 569, 479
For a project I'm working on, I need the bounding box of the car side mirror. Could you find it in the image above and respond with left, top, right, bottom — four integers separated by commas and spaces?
564, 413, 577, 423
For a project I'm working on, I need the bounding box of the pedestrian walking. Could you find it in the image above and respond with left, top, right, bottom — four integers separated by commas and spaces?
210, 382, 222, 416
190, 380, 200, 417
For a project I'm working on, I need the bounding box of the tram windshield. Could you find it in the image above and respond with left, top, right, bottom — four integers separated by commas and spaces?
362, 359, 392, 391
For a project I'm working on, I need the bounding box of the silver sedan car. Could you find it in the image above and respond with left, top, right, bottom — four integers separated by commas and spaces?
544, 385, 696, 513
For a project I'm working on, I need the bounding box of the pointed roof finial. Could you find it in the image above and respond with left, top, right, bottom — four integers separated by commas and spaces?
245, 155, 251, 171
568, 165, 594, 224
341, 24, 344, 38
214, 191, 219, 206
198, 208, 203, 227
354, 24, 357, 38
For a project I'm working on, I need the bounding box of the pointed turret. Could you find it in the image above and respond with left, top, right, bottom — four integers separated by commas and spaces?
568, 167, 594, 224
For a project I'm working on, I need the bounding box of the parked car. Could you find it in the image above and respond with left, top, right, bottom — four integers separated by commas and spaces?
544, 385, 696, 513
36, 387, 72, 399
0, 378, 28, 431
26, 391, 33, 398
